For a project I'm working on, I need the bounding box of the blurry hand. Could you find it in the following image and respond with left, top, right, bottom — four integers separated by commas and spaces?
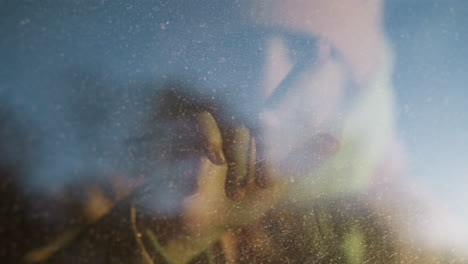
147, 109, 283, 263
134, 86, 339, 263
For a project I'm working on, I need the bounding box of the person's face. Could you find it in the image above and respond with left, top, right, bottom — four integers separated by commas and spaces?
255, 0, 390, 191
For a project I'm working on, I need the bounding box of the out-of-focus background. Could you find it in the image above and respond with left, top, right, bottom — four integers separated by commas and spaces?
385, 0, 468, 223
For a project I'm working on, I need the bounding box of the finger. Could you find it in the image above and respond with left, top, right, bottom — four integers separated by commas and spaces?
223, 125, 254, 200
185, 156, 228, 222
226, 135, 338, 227
196, 111, 226, 165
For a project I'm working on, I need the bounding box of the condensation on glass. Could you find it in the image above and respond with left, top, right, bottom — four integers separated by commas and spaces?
1, 0, 467, 263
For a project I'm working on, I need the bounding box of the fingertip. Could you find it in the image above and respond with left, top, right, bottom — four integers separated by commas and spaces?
197, 111, 226, 165
214, 149, 227, 165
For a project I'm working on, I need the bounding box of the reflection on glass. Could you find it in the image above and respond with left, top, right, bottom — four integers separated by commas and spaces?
1, 0, 467, 263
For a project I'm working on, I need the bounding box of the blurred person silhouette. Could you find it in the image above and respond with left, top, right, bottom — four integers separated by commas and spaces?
1, 0, 467, 263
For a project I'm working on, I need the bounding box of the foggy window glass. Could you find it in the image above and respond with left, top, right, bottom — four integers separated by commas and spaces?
1, 1, 467, 263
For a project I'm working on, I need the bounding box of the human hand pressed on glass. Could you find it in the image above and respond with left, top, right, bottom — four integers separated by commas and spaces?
128, 80, 340, 263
